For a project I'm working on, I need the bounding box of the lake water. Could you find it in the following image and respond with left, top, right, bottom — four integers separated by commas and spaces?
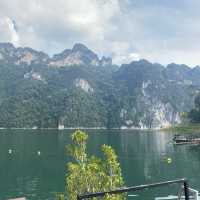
0, 129, 200, 200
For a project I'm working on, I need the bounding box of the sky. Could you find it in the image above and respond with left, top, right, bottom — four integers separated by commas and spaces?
0, 0, 200, 66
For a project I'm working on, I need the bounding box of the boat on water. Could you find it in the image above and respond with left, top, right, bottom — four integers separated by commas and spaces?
173, 134, 200, 145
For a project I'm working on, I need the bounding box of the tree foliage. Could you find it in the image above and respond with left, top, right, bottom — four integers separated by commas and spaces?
65, 130, 126, 200
188, 93, 200, 122
0, 58, 199, 128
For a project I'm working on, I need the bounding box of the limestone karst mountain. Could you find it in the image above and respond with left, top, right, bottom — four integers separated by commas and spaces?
0, 42, 199, 129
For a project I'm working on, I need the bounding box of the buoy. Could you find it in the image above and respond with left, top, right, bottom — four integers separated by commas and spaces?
167, 157, 172, 164
37, 151, 41, 156
8, 149, 12, 154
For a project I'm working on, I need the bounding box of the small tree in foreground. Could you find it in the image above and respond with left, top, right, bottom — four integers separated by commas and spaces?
66, 130, 126, 200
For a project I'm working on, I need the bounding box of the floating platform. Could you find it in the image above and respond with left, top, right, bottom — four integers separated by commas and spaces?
173, 135, 200, 145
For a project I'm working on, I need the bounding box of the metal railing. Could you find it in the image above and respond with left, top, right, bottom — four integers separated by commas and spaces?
77, 178, 189, 200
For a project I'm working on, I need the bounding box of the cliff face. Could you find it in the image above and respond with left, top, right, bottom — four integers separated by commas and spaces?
114, 59, 198, 129
0, 42, 199, 129
120, 98, 181, 129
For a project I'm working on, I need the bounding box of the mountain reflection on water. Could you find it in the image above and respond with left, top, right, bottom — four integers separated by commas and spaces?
0, 129, 200, 200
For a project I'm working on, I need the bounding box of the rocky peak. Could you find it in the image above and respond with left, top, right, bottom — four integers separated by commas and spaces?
15, 47, 49, 65
52, 49, 71, 60
72, 43, 91, 52
71, 43, 100, 65
188, 66, 200, 85
130, 59, 151, 66
166, 63, 191, 82
167, 63, 190, 71
0, 42, 49, 65
49, 43, 112, 67
0, 42, 15, 51
0, 43, 16, 58
0, 42, 113, 67
192, 65, 200, 72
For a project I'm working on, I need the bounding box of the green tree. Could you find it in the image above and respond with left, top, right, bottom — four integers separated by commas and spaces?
188, 93, 200, 122
65, 130, 125, 200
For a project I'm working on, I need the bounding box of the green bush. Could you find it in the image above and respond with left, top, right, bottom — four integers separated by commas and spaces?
63, 130, 126, 200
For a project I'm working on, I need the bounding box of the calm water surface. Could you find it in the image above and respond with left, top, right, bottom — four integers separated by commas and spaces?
0, 129, 200, 200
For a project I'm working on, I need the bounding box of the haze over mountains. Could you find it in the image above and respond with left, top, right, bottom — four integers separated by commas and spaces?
0, 42, 199, 129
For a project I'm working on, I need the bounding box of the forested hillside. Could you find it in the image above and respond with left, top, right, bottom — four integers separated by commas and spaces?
0, 42, 199, 129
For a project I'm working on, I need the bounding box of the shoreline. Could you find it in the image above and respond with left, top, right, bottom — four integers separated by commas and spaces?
162, 123, 200, 134
0, 127, 160, 131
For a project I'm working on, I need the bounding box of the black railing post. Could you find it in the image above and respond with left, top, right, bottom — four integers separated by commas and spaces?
77, 179, 188, 199
184, 181, 189, 200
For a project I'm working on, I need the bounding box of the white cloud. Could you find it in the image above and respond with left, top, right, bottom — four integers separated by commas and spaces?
0, 17, 19, 46
0, 0, 200, 66
108, 41, 140, 64
113, 53, 140, 64
0, 0, 123, 56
